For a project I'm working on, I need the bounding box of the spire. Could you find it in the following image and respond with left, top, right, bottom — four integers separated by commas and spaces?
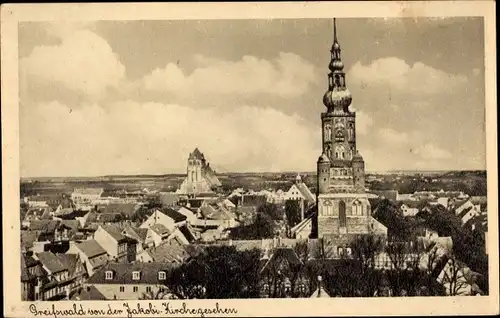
323, 17, 352, 113
333, 18, 338, 44
329, 18, 343, 71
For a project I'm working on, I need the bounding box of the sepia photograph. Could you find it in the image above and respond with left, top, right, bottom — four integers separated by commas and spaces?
2, 1, 498, 317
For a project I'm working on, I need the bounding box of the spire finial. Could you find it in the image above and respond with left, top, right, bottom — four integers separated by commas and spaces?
333, 18, 337, 43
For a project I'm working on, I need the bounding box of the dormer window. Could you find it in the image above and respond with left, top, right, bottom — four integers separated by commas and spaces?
132, 271, 140, 280
105, 271, 113, 280
158, 271, 166, 280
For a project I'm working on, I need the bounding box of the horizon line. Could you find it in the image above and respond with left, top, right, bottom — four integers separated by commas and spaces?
20, 168, 486, 180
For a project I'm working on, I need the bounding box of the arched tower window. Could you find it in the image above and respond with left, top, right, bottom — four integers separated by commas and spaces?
335, 145, 345, 160
352, 199, 363, 216
339, 200, 346, 227
323, 200, 333, 216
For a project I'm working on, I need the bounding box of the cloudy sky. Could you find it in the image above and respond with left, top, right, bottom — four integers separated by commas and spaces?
19, 18, 485, 177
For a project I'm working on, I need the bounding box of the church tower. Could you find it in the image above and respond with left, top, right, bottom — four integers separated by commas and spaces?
316, 19, 372, 238
178, 148, 222, 196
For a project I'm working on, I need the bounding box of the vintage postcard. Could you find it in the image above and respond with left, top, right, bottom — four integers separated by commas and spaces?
1, 1, 498, 317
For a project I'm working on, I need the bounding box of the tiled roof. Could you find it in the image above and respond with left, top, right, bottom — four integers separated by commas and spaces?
123, 225, 149, 242
187, 199, 204, 208
457, 206, 475, 219
150, 224, 171, 236
399, 201, 421, 209
135, 228, 149, 242
29, 220, 59, 233
296, 183, 315, 202
291, 217, 312, 234
56, 254, 80, 277
148, 243, 190, 263
87, 262, 176, 285
100, 225, 127, 242
178, 224, 196, 242
24, 207, 49, 220
36, 252, 67, 273
452, 199, 470, 209
77, 239, 107, 258
177, 206, 197, 219
200, 204, 233, 220
86, 212, 122, 224
161, 208, 187, 223
71, 286, 107, 300
261, 247, 302, 273
60, 220, 80, 232
21, 230, 39, 249
159, 193, 180, 206
25, 255, 40, 268
21, 254, 30, 281
102, 203, 138, 217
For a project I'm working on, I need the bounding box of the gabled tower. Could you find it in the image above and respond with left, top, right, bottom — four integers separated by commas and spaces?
315, 19, 372, 238
178, 148, 221, 195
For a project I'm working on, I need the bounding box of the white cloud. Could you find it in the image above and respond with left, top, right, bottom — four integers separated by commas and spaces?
142, 52, 319, 98
21, 28, 126, 98
378, 128, 409, 145
414, 143, 452, 160
20, 100, 319, 177
355, 111, 374, 135
348, 57, 468, 96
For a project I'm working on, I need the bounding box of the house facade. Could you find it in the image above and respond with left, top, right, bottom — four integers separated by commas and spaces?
93, 225, 128, 263
86, 262, 174, 300
71, 188, 104, 204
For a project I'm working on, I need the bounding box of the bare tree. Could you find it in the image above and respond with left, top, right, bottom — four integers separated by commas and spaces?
438, 257, 471, 296
386, 241, 410, 271
352, 235, 384, 271
351, 234, 384, 296
292, 240, 310, 297
139, 287, 174, 300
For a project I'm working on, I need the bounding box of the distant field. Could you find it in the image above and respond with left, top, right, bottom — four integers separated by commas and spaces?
20, 170, 487, 198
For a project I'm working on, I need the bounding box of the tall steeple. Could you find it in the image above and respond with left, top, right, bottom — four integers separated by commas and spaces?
323, 18, 352, 114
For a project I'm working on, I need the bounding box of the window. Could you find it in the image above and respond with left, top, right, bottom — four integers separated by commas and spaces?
146, 286, 152, 293
158, 271, 166, 280
132, 271, 140, 280
120, 286, 125, 292
105, 271, 113, 280
133, 286, 138, 292
339, 200, 346, 227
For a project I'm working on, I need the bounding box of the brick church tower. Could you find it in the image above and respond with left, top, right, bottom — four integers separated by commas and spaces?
316, 18, 372, 238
